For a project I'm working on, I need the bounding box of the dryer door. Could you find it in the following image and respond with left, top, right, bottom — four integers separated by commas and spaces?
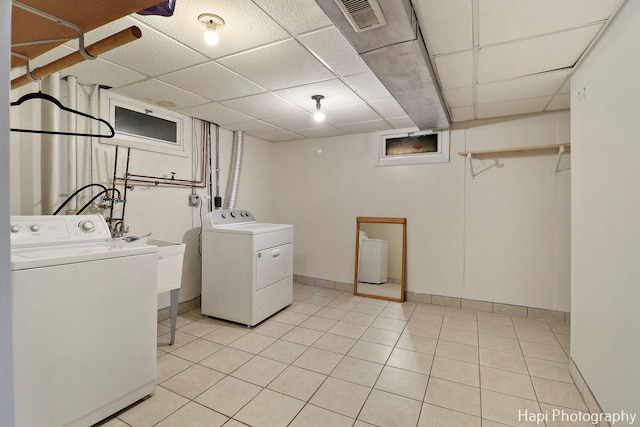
256, 243, 292, 290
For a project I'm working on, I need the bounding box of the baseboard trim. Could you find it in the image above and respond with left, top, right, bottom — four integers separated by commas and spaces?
294, 274, 570, 323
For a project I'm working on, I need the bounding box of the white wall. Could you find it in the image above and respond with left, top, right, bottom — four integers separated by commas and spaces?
570, 0, 640, 415
9, 77, 571, 314
273, 111, 571, 311
1, 0, 15, 424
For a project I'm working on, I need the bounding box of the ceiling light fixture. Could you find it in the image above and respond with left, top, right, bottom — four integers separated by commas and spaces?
312, 95, 325, 122
198, 13, 225, 46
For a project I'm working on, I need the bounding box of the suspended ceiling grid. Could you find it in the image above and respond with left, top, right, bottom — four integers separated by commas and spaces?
10, 0, 624, 142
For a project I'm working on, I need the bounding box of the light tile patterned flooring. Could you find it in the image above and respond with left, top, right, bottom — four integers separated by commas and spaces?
98, 283, 588, 427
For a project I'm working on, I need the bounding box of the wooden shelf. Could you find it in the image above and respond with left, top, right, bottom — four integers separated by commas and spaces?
460, 143, 571, 177
458, 143, 570, 157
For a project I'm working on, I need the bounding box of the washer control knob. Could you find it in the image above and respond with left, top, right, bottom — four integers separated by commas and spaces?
10, 224, 21, 233
230, 211, 236, 218
30, 224, 40, 232
79, 220, 95, 233
221, 213, 226, 219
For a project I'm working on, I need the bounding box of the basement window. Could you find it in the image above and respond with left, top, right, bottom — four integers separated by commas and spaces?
377, 128, 450, 166
100, 90, 188, 157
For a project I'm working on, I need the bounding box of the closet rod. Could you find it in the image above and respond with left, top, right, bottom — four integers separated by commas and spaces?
11, 26, 142, 90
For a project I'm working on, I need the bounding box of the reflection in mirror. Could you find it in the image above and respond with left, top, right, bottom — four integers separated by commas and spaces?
354, 217, 406, 302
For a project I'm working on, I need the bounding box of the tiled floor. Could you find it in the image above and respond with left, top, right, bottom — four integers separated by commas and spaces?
98, 283, 588, 427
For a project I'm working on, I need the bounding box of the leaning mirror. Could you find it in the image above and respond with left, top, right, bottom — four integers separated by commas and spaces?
354, 217, 406, 302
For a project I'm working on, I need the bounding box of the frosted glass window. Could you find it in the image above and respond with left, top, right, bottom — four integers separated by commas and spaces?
114, 106, 177, 144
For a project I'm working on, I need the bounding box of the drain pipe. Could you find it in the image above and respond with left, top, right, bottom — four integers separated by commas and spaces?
41, 73, 61, 214
224, 130, 244, 210
66, 75, 78, 213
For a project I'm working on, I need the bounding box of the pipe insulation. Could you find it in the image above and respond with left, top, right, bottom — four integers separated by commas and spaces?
66, 75, 77, 212
41, 73, 61, 214
224, 130, 244, 210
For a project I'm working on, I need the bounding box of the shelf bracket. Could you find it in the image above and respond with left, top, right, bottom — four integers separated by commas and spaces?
11, 52, 37, 82
554, 145, 566, 175
466, 153, 477, 178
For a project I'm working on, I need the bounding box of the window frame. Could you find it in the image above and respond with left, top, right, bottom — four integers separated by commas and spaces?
100, 90, 188, 157
377, 128, 450, 166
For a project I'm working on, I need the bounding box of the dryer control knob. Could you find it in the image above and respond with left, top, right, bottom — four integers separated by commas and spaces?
230, 212, 236, 218
79, 221, 95, 233
10, 224, 21, 233
30, 224, 40, 232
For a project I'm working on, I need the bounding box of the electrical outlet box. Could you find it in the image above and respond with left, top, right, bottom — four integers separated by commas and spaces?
189, 193, 200, 206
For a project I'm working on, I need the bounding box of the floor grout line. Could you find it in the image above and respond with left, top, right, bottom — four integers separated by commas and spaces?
108, 284, 585, 426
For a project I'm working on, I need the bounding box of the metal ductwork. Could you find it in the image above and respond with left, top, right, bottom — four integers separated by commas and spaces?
224, 130, 244, 210
315, 0, 450, 130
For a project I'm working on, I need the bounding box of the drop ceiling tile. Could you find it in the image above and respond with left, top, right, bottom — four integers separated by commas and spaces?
294, 126, 345, 139
386, 116, 418, 129
479, 0, 620, 45
477, 24, 602, 83
223, 119, 284, 135
451, 106, 475, 122
298, 27, 369, 77
176, 102, 253, 125
252, 0, 333, 35
434, 50, 474, 90
415, 0, 473, 54
336, 120, 392, 134
443, 87, 473, 108
133, 0, 289, 60
323, 103, 382, 126
64, 60, 147, 88
220, 93, 302, 119
367, 98, 407, 118
111, 79, 209, 109
343, 72, 392, 101
80, 17, 208, 77
218, 39, 335, 90
260, 131, 306, 142
262, 112, 319, 131
476, 96, 551, 120
274, 79, 363, 110
546, 94, 571, 111
159, 62, 266, 101
477, 69, 571, 104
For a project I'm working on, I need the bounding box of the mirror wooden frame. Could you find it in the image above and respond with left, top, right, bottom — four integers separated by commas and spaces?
354, 216, 406, 302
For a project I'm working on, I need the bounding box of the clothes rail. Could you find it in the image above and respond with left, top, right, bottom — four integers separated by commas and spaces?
11, 26, 142, 90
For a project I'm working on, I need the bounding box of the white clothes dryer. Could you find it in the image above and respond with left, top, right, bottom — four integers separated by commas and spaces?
201, 210, 293, 326
10, 215, 157, 427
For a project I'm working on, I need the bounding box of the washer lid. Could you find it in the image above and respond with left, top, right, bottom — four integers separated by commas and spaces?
11, 241, 157, 271
210, 222, 293, 235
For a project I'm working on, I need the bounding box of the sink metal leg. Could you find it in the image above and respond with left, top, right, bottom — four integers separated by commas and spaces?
169, 288, 179, 346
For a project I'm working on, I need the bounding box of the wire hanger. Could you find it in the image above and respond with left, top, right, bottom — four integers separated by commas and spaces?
10, 91, 115, 138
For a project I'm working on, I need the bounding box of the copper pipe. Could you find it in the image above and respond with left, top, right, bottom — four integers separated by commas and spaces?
113, 119, 211, 189
116, 176, 206, 188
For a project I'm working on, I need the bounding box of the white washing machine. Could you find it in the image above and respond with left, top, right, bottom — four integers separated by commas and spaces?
10, 215, 158, 427
201, 209, 293, 326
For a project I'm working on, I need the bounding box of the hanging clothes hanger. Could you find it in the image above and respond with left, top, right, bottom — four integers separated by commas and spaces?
10, 91, 115, 138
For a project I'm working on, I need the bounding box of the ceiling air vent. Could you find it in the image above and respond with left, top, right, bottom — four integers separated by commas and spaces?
334, 0, 386, 32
